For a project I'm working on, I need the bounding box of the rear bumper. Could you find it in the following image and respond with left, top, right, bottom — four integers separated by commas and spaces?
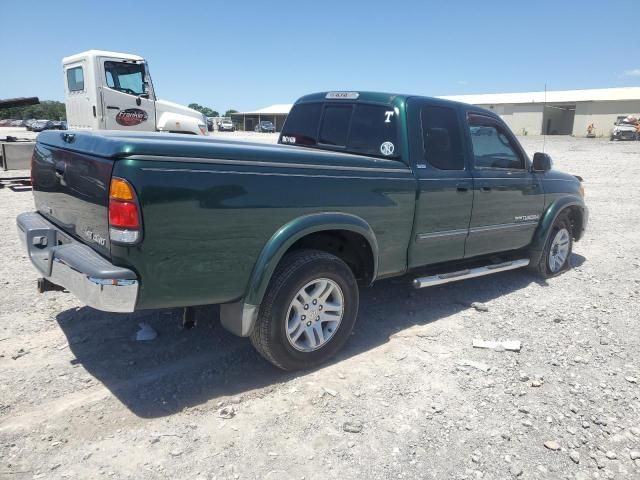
16, 212, 139, 313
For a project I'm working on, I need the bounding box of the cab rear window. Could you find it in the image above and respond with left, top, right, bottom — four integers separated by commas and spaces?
280, 102, 399, 158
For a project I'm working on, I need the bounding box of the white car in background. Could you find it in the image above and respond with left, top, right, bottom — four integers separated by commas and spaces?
218, 119, 235, 132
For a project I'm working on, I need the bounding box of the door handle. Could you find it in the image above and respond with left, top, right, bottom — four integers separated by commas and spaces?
480, 186, 492, 192
106, 106, 120, 110
456, 183, 469, 193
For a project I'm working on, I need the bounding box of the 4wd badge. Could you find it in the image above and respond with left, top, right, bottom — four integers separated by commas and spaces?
115, 108, 148, 126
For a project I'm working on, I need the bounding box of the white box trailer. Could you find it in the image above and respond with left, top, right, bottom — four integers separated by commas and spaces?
63, 50, 208, 135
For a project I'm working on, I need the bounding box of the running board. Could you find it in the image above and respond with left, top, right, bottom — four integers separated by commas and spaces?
413, 259, 530, 289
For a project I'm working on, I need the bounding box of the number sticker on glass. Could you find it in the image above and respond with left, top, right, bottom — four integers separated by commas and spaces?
380, 141, 395, 156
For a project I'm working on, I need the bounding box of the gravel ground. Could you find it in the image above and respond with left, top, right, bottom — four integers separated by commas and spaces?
1, 135, 639, 480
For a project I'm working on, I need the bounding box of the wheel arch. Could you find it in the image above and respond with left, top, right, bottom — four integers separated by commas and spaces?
245, 212, 379, 307
529, 196, 587, 265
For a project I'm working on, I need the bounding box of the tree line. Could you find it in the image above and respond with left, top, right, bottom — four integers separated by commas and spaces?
0, 100, 67, 120
188, 104, 238, 118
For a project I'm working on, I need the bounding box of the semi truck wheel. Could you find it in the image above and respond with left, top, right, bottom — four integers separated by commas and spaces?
531, 212, 573, 279
250, 249, 359, 371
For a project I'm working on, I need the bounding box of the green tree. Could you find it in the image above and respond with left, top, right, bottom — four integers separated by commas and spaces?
0, 100, 67, 120
224, 109, 238, 117
188, 103, 219, 118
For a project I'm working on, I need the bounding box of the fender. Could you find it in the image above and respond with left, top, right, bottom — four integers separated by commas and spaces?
220, 212, 379, 337
529, 195, 587, 265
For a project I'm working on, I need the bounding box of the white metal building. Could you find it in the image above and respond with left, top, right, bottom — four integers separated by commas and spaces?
234, 87, 640, 136
231, 104, 292, 132
441, 87, 640, 137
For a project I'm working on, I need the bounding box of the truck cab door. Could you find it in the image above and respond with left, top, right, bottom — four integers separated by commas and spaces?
407, 99, 474, 268
99, 57, 156, 131
464, 113, 544, 257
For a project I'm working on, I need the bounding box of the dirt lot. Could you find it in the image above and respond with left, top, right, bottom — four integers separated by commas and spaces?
1, 135, 639, 480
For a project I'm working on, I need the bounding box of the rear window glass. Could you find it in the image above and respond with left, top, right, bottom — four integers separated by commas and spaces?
66, 67, 84, 92
319, 105, 352, 146
280, 103, 321, 145
280, 102, 399, 158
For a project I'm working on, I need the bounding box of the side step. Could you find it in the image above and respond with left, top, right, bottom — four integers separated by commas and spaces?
413, 259, 530, 289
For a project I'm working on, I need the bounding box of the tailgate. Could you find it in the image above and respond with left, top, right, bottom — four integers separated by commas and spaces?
31, 137, 114, 258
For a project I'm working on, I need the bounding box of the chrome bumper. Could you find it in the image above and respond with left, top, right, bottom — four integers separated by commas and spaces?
16, 212, 139, 313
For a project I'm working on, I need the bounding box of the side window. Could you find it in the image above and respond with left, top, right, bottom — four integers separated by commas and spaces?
468, 116, 524, 169
420, 106, 464, 170
319, 105, 352, 146
104, 61, 146, 96
66, 67, 84, 92
106, 71, 115, 88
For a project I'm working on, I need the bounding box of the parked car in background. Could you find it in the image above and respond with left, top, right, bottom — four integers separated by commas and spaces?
218, 119, 235, 132
30, 120, 55, 132
255, 120, 276, 133
24, 119, 38, 130
51, 120, 67, 130
0, 119, 13, 127
610, 115, 639, 141
10, 119, 25, 127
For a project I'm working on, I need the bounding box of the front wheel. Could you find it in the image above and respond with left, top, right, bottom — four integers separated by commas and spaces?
531, 212, 573, 279
250, 249, 359, 371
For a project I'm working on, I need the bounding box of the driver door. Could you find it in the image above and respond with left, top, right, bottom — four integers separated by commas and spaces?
100, 57, 156, 132
464, 113, 544, 257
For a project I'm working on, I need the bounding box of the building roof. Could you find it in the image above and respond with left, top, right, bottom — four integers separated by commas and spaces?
233, 104, 293, 115
233, 87, 640, 118
438, 87, 640, 105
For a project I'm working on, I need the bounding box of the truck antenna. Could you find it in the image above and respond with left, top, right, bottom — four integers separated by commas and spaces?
542, 83, 547, 153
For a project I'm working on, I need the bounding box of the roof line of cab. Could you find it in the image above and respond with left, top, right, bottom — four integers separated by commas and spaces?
294, 91, 500, 120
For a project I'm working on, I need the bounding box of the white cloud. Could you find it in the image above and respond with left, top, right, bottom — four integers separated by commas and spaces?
625, 69, 640, 77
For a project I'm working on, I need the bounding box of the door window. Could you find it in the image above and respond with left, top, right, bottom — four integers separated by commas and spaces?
104, 61, 146, 96
420, 106, 464, 170
66, 67, 84, 92
468, 116, 524, 169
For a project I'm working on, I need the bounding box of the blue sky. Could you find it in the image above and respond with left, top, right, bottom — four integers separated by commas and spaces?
1, 0, 638, 112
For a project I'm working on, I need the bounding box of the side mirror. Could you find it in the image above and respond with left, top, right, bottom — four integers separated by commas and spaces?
532, 152, 552, 172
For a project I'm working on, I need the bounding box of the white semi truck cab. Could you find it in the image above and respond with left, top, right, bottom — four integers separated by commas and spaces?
63, 50, 208, 135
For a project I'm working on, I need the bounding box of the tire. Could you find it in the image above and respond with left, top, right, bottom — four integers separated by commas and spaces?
531, 212, 573, 279
250, 249, 359, 371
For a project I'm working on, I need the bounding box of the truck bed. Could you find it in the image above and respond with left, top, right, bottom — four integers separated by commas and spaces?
31, 130, 417, 309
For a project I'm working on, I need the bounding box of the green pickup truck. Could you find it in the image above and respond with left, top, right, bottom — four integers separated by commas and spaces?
17, 91, 587, 370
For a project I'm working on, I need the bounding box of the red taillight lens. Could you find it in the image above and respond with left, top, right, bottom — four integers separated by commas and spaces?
109, 200, 140, 229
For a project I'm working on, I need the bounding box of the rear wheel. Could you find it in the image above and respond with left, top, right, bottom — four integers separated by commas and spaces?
531, 212, 573, 278
250, 249, 359, 371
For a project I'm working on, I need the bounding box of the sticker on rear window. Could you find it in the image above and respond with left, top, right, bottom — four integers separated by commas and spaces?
380, 141, 395, 156
281, 136, 296, 144
384, 111, 394, 123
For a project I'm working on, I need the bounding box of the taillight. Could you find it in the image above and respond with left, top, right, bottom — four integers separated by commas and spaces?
109, 177, 141, 244
109, 200, 140, 228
